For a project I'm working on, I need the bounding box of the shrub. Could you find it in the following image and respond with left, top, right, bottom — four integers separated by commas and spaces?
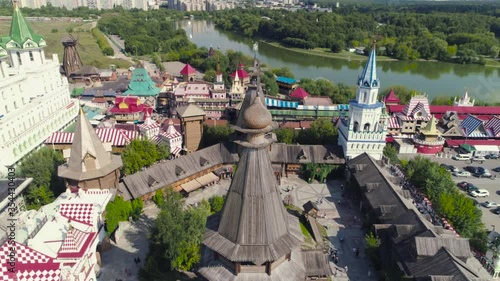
152, 189, 163, 207
91, 28, 114, 56
209, 195, 225, 213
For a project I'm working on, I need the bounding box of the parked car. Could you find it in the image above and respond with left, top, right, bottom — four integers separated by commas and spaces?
472, 156, 486, 163
494, 207, 500, 215
457, 181, 471, 189
448, 165, 460, 172
485, 154, 499, 160
493, 167, 500, 173
465, 166, 480, 173
475, 171, 492, 178
453, 154, 472, 161
466, 185, 479, 193
453, 171, 471, 177
470, 189, 489, 197
482, 201, 498, 208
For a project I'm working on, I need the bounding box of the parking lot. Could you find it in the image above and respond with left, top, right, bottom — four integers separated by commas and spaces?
420, 154, 500, 232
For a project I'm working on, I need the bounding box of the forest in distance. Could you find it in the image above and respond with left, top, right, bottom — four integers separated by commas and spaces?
211, 6, 500, 64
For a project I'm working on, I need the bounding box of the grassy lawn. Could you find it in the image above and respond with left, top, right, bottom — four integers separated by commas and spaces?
485, 58, 500, 68
0, 20, 131, 69
262, 41, 397, 62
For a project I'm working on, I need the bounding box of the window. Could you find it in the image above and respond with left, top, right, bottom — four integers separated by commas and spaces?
16, 52, 21, 65
353, 122, 359, 132
364, 123, 370, 131
4, 105, 8, 113
29, 51, 34, 62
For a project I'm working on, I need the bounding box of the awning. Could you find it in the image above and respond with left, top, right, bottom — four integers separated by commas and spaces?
460, 144, 476, 152
196, 173, 219, 186
181, 180, 202, 193
473, 145, 499, 152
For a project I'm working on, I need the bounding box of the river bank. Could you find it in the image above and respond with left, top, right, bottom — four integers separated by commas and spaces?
261, 40, 500, 68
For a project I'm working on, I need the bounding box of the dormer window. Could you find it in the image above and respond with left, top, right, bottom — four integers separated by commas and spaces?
29, 51, 34, 62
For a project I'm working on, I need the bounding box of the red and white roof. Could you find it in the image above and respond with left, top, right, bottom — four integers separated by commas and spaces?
57, 228, 97, 259
485, 116, 500, 137
401, 96, 431, 117
171, 146, 182, 155
46, 129, 139, 147
383, 90, 400, 104
59, 203, 94, 226
0, 241, 61, 281
162, 121, 181, 139
139, 123, 160, 131
388, 116, 400, 128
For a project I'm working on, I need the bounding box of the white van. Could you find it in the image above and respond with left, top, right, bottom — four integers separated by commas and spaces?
453, 154, 471, 161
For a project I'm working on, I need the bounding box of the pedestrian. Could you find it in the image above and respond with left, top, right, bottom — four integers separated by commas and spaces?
137, 257, 141, 263
344, 265, 348, 273
355, 248, 359, 257
334, 256, 339, 264
352, 247, 356, 255
339, 236, 344, 244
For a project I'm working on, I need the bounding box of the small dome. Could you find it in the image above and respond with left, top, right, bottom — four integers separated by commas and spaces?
243, 95, 271, 129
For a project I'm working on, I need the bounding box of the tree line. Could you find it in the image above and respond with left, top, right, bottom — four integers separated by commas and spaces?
212, 7, 500, 64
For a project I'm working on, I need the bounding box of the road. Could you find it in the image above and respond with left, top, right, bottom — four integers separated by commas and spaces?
419, 154, 500, 233
104, 34, 135, 64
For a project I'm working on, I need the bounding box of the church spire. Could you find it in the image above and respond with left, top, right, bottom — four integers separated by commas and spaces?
9, 0, 45, 49
58, 106, 122, 183
358, 42, 379, 88
215, 56, 223, 83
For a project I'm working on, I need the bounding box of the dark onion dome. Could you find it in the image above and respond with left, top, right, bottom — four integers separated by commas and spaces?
243, 94, 271, 129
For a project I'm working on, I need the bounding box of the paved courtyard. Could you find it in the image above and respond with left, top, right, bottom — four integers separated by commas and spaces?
280, 176, 378, 281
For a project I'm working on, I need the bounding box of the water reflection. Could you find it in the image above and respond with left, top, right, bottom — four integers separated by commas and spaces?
178, 20, 500, 101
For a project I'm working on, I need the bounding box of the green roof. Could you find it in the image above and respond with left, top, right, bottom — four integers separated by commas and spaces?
123, 68, 160, 97
5, 4, 45, 49
460, 144, 476, 152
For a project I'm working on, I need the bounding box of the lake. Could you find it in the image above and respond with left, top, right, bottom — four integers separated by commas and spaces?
179, 20, 500, 102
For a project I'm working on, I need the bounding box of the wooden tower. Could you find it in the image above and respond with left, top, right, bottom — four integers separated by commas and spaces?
62, 34, 84, 77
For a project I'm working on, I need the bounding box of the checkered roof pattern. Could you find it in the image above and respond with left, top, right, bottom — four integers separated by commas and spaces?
59, 203, 94, 226
0, 241, 60, 281
59, 228, 87, 253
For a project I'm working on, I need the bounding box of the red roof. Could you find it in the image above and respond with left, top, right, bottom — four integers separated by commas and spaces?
388, 104, 500, 116
289, 87, 309, 99
230, 64, 248, 78
180, 64, 196, 75
445, 139, 500, 147
384, 90, 400, 103
110, 96, 152, 115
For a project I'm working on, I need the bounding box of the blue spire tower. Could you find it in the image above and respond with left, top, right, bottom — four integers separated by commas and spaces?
338, 44, 388, 160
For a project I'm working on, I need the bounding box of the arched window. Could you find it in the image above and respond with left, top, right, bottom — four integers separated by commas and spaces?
29, 51, 34, 62
353, 121, 359, 132
16, 52, 21, 65
364, 123, 371, 131
364, 92, 369, 103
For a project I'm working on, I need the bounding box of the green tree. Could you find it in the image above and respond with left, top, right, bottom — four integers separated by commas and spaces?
18, 147, 65, 208
208, 195, 225, 213
203, 125, 234, 147
296, 118, 337, 145
275, 128, 296, 144
203, 69, 217, 82
261, 71, 279, 96
431, 96, 454, 105
131, 198, 144, 220
303, 163, 336, 183
121, 139, 170, 175
25, 186, 54, 210
152, 189, 164, 207
272, 67, 294, 78
383, 144, 400, 165
365, 232, 381, 269
105, 196, 133, 235
147, 188, 209, 272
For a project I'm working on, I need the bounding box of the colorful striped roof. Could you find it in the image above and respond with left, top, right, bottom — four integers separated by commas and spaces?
388, 116, 400, 128
57, 229, 96, 259
46, 128, 139, 147
460, 114, 487, 138
402, 95, 431, 117
485, 116, 500, 137
265, 98, 299, 109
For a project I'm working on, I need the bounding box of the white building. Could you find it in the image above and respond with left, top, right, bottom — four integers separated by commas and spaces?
0, 187, 113, 281
159, 120, 183, 156
454, 91, 475, 107
0, 4, 78, 178
338, 47, 388, 160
